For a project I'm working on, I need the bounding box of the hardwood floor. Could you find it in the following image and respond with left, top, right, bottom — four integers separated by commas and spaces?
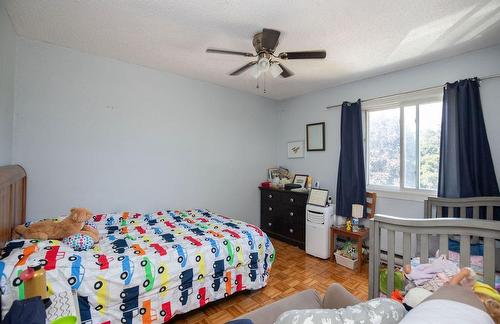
173, 238, 369, 323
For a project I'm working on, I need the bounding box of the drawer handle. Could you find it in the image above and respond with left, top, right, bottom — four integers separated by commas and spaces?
268, 194, 273, 199
268, 207, 273, 211
268, 222, 272, 227
290, 198, 294, 203
289, 212, 294, 216
289, 228, 294, 233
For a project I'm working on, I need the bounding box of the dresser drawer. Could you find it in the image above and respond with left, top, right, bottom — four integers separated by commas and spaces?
261, 190, 281, 204
261, 215, 279, 233
283, 194, 307, 208
280, 222, 304, 241
281, 206, 306, 225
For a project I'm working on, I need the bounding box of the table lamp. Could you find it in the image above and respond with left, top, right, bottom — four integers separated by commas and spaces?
352, 204, 364, 231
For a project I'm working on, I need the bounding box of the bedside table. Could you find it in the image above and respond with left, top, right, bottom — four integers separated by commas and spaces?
330, 225, 369, 272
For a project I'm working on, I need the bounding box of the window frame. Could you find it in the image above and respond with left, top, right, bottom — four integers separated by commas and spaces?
364, 90, 443, 200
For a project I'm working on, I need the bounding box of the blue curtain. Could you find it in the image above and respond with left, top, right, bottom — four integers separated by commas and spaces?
438, 78, 500, 219
336, 100, 366, 218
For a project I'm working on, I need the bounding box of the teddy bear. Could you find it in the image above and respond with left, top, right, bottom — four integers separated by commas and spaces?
13, 207, 99, 243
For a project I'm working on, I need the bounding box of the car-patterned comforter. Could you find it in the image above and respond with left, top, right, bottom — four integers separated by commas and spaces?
0, 209, 275, 323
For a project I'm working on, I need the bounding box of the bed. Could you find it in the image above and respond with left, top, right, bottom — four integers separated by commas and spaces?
368, 213, 500, 299
0, 165, 275, 323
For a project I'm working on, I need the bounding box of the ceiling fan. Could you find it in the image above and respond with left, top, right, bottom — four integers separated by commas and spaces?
206, 28, 326, 79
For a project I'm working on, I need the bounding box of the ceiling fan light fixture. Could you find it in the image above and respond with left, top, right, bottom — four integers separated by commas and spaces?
257, 57, 270, 72
269, 62, 283, 78
249, 64, 261, 79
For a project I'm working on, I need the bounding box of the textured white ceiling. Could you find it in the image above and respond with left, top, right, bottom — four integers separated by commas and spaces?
4, 0, 500, 100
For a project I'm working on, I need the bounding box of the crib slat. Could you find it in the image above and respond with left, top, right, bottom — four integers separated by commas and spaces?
403, 232, 411, 266
369, 220, 381, 299
483, 238, 495, 287
387, 230, 395, 295
439, 234, 448, 257
459, 235, 470, 268
460, 207, 466, 218
486, 206, 493, 220
420, 234, 428, 263
472, 206, 479, 219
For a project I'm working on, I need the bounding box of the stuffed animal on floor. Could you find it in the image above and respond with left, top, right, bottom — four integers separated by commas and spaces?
13, 208, 100, 245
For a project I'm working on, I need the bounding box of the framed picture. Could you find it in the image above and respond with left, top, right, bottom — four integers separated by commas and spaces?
293, 174, 308, 188
307, 188, 329, 207
306, 122, 325, 151
268, 168, 280, 180
287, 141, 304, 159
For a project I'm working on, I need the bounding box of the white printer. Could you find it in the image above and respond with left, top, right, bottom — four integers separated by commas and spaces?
305, 203, 335, 259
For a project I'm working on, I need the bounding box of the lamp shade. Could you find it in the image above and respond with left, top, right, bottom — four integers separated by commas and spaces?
352, 204, 364, 218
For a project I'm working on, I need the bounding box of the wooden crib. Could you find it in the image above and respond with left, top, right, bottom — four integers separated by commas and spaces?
368, 212, 500, 299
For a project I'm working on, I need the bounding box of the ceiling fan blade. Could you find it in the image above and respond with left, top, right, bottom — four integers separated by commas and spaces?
262, 28, 281, 52
278, 63, 294, 78
279, 50, 326, 60
206, 48, 255, 57
229, 62, 257, 76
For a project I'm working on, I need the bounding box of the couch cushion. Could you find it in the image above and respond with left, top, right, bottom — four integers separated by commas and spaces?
275, 298, 406, 324
231, 289, 321, 324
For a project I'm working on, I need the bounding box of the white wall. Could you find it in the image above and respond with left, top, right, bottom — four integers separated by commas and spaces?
278, 45, 500, 221
0, 4, 16, 164
13, 38, 279, 223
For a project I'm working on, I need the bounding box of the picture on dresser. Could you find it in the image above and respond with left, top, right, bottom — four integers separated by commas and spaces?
287, 141, 304, 158
268, 168, 280, 180
293, 174, 308, 188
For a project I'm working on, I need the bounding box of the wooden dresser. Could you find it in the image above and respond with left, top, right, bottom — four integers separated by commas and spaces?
259, 187, 308, 249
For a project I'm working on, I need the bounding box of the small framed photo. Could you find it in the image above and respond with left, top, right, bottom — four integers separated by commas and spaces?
306, 122, 325, 151
307, 188, 329, 207
293, 174, 308, 188
268, 168, 280, 180
287, 141, 304, 159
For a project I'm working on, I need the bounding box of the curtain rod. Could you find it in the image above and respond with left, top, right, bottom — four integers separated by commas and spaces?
325, 73, 500, 110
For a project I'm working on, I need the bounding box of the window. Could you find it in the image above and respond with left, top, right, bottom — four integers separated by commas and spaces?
366, 93, 442, 194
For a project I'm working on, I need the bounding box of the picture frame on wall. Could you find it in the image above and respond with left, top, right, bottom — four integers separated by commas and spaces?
293, 174, 308, 188
306, 122, 325, 151
287, 141, 304, 159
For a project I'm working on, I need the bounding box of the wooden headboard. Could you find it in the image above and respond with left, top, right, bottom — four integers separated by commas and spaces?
0, 165, 27, 247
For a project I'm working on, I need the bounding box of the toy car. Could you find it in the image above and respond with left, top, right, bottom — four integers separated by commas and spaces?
141, 257, 156, 292
67, 255, 85, 289
119, 286, 140, 324
150, 243, 167, 256
204, 237, 220, 257
211, 259, 224, 292
94, 275, 108, 313
117, 255, 134, 285
223, 239, 234, 265
160, 301, 172, 322
178, 268, 194, 306
172, 244, 188, 267
222, 229, 241, 239
16, 244, 38, 266
248, 252, 259, 282
1, 241, 25, 259
184, 235, 202, 246
41, 245, 65, 270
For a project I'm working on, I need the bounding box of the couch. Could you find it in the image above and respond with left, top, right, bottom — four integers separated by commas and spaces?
229, 283, 361, 324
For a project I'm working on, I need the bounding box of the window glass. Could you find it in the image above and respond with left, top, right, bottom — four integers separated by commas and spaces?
419, 102, 442, 190
368, 108, 400, 187
404, 105, 417, 188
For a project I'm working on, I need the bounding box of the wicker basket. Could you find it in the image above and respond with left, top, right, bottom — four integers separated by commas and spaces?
334, 252, 358, 270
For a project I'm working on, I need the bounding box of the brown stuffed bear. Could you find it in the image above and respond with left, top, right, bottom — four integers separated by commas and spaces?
13, 208, 99, 242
